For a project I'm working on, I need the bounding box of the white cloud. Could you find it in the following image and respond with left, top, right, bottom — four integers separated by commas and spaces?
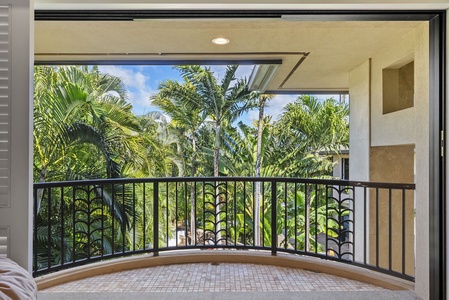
241, 94, 298, 125
265, 94, 298, 121
99, 65, 147, 91
99, 65, 157, 115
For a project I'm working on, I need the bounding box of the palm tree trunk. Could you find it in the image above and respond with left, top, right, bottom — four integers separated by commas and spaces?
305, 185, 313, 252
254, 97, 266, 246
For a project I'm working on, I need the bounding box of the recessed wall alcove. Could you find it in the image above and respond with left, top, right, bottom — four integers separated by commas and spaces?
382, 55, 414, 115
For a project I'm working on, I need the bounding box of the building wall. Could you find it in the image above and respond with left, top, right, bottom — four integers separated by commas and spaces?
349, 23, 429, 298
369, 144, 415, 275
332, 153, 349, 179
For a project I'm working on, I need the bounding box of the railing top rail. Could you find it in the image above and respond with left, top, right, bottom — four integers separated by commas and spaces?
33, 176, 415, 190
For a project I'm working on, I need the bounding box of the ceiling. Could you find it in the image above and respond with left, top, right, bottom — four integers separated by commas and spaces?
35, 19, 423, 93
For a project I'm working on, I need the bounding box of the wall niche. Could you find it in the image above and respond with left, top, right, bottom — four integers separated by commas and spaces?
382, 56, 414, 114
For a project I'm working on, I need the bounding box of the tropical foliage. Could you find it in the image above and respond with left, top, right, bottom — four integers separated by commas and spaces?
33, 65, 349, 270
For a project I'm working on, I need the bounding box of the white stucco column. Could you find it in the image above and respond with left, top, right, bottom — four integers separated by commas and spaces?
349, 60, 370, 263
0, 0, 33, 271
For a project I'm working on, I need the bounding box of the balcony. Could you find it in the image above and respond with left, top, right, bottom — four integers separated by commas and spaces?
33, 176, 415, 291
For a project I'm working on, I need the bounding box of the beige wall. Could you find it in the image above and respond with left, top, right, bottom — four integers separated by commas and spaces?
369, 145, 415, 276
370, 30, 416, 147
411, 23, 430, 299
349, 23, 429, 299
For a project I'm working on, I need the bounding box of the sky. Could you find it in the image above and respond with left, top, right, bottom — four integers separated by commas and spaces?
98, 64, 299, 126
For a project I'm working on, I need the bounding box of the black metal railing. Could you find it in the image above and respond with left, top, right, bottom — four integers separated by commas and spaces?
33, 177, 415, 280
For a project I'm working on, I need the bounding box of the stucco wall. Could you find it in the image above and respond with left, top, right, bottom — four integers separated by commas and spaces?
370, 30, 416, 147
349, 60, 370, 182
369, 144, 415, 276
349, 23, 429, 299
412, 22, 430, 300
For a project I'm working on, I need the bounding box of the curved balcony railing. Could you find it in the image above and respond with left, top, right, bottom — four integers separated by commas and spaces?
33, 177, 415, 281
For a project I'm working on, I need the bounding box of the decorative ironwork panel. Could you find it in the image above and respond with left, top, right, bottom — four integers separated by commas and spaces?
326, 185, 354, 260
202, 181, 228, 245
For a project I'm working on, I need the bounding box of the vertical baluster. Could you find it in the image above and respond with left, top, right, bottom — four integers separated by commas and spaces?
72, 187, 76, 263
388, 188, 392, 271
225, 181, 228, 246
304, 183, 308, 253
363, 187, 367, 265
325, 185, 329, 257
184, 181, 188, 247
402, 188, 406, 275
175, 182, 178, 247
252, 181, 255, 247
165, 181, 170, 247
143, 183, 146, 250
262, 182, 265, 248
122, 183, 125, 253
294, 182, 297, 252
315, 184, 318, 254
352, 187, 355, 261
375, 187, 379, 267
47, 187, 52, 270
202, 181, 205, 246
271, 181, 277, 256
60, 187, 64, 266
233, 181, 237, 247
132, 183, 136, 252
101, 185, 104, 256
284, 182, 287, 250
87, 185, 91, 260
111, 183, 115, 255
243, 181, 246, 247
194, 181, 197, 246
153, 181, 159, 256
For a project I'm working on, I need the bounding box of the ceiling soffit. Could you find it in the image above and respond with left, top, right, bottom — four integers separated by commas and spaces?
34, 19, 423, 92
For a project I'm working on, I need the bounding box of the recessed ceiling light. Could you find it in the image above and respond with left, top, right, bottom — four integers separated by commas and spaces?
212, 37, 230, 45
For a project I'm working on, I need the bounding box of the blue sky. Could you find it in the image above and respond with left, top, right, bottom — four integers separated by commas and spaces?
98, 65, 299, 125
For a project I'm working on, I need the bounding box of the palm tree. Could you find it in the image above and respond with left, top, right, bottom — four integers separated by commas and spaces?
151, 79, 206, 243
34, 65, 144, 182
176, 65, 257, 177
275, 95, 349, 250
139, 111, 185, 177
175, 65, 257, 243
277, 95, 349, 164
34, 66, 145, 260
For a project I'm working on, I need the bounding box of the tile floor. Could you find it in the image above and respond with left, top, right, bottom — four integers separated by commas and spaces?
41, 263, 386, 293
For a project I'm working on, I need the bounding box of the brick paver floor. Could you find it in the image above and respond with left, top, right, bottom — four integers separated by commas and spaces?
41, 263, 386, 293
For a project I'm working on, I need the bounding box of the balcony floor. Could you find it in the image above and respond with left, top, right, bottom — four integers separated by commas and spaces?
38, 263, 421, 300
